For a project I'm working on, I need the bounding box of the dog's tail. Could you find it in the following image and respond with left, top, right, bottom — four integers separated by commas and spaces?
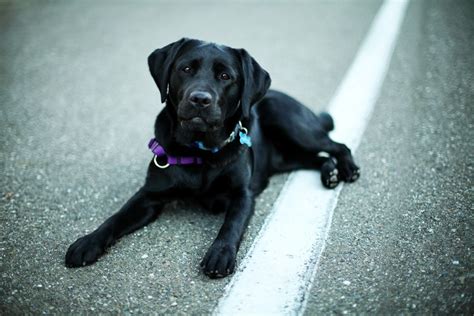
319, 112, 334, 132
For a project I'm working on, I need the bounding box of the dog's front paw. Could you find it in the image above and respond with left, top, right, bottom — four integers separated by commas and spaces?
200, 240, 237, 278
65, 232, 107, 268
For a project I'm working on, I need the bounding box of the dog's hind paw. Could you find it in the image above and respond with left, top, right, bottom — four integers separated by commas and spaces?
321, 159, 340, 189
338, 158, 360, 183
349, 168, 361, 182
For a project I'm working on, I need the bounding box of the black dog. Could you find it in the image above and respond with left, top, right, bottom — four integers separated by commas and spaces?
65, 38, 360, 278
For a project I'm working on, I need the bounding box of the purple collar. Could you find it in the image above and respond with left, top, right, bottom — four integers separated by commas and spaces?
148, 139, 203, 168
148, 121, 252, 168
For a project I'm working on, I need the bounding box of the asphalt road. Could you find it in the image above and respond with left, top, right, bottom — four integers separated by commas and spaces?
304, 0, 473, 314
0, 0, 472, 314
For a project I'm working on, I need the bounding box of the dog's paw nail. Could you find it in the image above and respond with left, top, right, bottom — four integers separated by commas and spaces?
330, 175, 338, 182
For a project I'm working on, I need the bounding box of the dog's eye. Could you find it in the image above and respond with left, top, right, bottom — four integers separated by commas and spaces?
182, 66, 192, 73
219, 73, 230, 81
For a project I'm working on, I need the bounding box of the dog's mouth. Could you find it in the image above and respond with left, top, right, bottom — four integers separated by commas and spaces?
179, 117, 220, 132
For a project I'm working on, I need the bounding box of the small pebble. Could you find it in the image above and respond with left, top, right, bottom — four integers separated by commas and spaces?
343, 280, 351, 286
141, 254, 149, 259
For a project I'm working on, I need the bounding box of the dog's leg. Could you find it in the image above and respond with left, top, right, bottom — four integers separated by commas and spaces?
259, 102, 359, 184
200, 189, 254, 278
267, 130, 359, 186
268, 119, 360, 183
65, 189, 166, 267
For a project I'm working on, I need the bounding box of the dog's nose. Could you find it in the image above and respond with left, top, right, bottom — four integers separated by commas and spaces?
189, 91, 212, 108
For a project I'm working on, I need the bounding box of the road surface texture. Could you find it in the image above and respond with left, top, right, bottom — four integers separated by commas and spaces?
0, 0, 472, 314
304, 0, 473, 314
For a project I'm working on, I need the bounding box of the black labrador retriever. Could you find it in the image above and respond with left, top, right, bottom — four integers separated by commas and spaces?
65, 38, 360, 278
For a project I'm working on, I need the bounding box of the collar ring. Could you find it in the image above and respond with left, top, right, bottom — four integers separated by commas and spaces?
238, 121, 248, 134
153, 155, 170, 169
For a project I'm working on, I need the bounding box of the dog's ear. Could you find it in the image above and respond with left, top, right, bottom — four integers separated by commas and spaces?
148, 38, 189, 104
238, 49, 271, 119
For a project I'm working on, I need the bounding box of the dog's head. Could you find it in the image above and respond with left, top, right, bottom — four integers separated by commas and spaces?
148, 38, 271, 148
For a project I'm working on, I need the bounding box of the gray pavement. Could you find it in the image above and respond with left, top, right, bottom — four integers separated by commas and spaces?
0, 0, 381, 314
0, 0, 472, 314
305, 0, 473, 314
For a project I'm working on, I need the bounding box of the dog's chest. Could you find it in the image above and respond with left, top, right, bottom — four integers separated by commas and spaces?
172, 166, 231, 195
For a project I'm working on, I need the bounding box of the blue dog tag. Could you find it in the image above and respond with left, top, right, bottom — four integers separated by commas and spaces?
239, 131, 252, 147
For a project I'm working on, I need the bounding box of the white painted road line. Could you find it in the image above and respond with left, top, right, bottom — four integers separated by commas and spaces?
214, 0, 410, 315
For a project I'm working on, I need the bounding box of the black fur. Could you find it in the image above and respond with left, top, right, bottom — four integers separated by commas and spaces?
65, 38, 360, 278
